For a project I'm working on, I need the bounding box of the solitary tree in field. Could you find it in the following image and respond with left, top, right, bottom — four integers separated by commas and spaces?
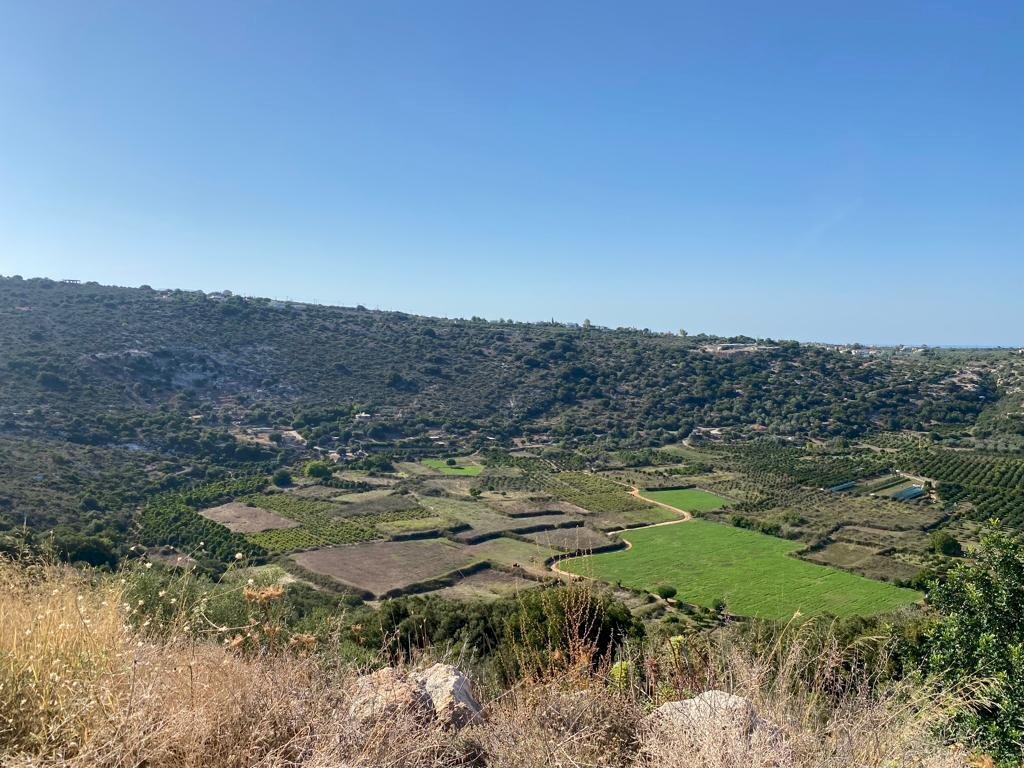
929, 530, 962, 557
655, 583, 677, 600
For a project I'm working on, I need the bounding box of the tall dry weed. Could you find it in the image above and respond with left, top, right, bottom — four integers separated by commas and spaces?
0, 561, 984, 767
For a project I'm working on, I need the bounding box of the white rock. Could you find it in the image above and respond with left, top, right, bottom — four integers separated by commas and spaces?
410, 663, 482, 729
649, 690, 758, 735
349, 667, 435, 725
641, 690, 789, 767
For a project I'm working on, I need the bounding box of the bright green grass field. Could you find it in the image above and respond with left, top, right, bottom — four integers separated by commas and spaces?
561, 520, 920, 619
422, 458, 484, 476
643, 487, 730, 512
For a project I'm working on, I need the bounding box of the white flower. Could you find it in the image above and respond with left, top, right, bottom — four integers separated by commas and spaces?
234, 552, 244, 560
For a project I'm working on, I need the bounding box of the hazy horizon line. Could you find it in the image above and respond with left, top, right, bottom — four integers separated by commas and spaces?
3, 272, 1020, 351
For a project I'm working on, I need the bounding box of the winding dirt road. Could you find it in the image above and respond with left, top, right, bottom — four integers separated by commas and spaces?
628, 486, 693, 522
549, 487, 692, 578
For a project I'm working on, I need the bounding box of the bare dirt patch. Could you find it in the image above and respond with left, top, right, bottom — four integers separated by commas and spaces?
451, 512, 574, 543
487, 498, 591, 517
803, 541, 921, 583
522, 526, 613, 552
285, 484, 344, 500
332, 492, 422, 518
199, 502, 300, 533
426, 569, 537, 601
292, 539, 475, 597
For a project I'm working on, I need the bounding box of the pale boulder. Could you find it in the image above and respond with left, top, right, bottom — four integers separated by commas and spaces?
641, 690, 789, 767
348, 667, 435, 725
411, 663, 482, 729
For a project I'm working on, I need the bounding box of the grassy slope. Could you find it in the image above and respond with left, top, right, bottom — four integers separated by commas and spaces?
422, 458, 484, 476
561, 520, 920, 619
643, 487, 730, 512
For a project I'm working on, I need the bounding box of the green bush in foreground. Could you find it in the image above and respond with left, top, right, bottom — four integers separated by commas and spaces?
923, 523, 1024, 765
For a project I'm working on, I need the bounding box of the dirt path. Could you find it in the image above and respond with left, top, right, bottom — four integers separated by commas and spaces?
628, 486, 692, 521
549, 487, 693, 579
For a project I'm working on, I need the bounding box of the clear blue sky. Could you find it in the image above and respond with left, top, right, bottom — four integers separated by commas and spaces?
1, 2, 1021, 345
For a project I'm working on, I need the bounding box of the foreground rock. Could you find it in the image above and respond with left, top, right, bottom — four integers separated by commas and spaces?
349, 667, 435, 725
349, 665, 482, 730
411, 663, 483, 729
641, 690, 789, 766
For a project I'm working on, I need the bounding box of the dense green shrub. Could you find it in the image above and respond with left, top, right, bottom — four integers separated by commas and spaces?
655, 583, 677, 600
304, 461, 333, 480
922, 524, 1024, 764
929, 531, 963, 557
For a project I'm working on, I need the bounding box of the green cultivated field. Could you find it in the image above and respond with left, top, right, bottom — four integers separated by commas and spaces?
643, 487, 730, 512
422, 458, 484, 476
561, 520, 920, 619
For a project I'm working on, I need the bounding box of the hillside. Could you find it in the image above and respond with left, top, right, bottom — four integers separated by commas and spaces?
2, 276, 1022, 765
0, 277, 996, 438
0, 278, 1007, 518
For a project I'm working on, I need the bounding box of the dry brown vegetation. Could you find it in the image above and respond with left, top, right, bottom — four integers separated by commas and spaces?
0, 560, 982, 768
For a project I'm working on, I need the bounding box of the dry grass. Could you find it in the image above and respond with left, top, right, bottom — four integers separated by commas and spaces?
631, 626, 974, 768
0, 560, 984, 767
0, 560, 480, 767
470, 675, 641, 768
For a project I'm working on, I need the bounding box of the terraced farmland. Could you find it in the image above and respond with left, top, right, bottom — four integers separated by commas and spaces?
478, 454, 668, 527
426, 570, 538, 601
642, 487, 731, 513
464, 537, 559, 576
239, 493, 435, 551
199, 501, 300, 533
522, 526, 614, 552
293, 539, 476, 597
142, 443, 955, 611
561, 520, 921, 619
803, 541, 921, 583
